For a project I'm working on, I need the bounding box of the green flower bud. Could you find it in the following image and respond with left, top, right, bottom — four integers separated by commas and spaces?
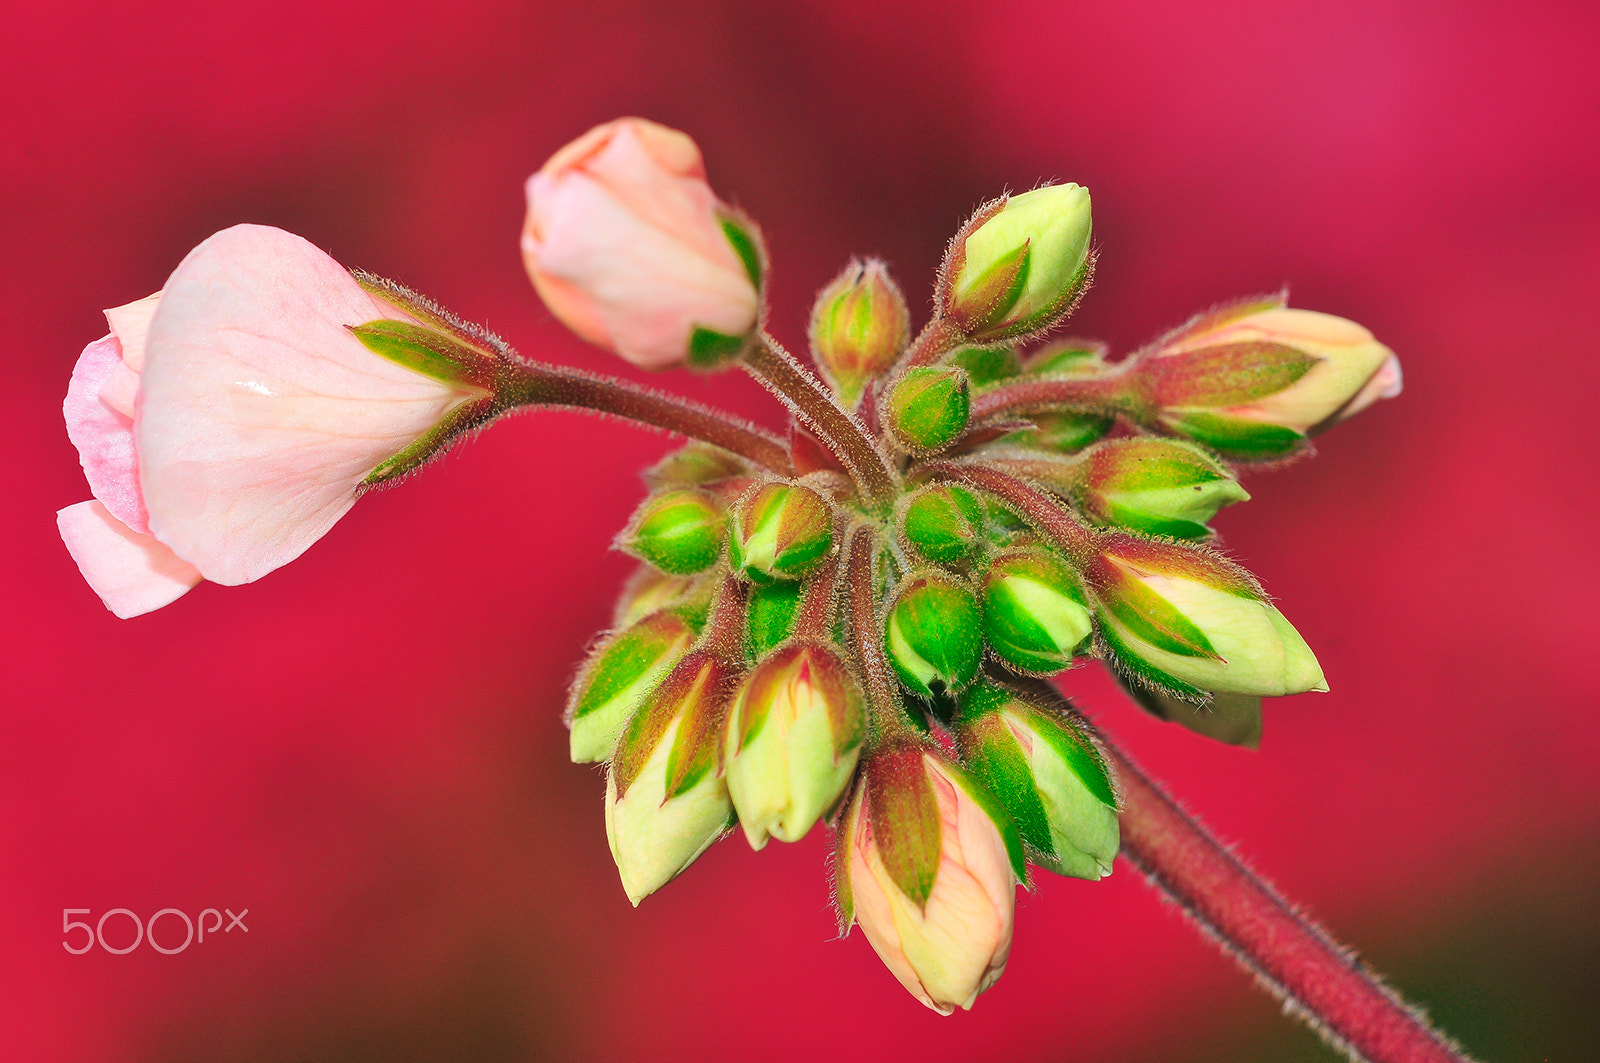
948, 345, 1021, 387
1125, 681, 1264, 749
566, 610, 696, 763
999, 411, 1115, 454
643, 442, 752, 489
887, 366, 970, 454
1090, 535, 1326, 700
728, 482, 834, 583
942, 184, 1094, 344
745, 579, 803, 658
980, 548, 1093, 675
900, 484, 987, 568
605, 651, 739, 904
1021, 338, 1109, 376
885, 571, 984, 698
809, 258, 910, 410
622, 488, 726, 575
725, 643, 866, 848
957, 682, 1119, 880
1075, 438, 1249, 539
611, 566, 703, 629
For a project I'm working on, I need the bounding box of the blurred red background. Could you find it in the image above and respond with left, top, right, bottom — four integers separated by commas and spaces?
4, 2, 1597, 1060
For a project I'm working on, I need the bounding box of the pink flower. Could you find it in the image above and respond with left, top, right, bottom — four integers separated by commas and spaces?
841, 749, 1019, 1014
59, 224, 491, 618
521, 117, 763, 370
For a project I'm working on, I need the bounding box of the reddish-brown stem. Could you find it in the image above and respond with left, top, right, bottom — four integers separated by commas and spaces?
744, 335, 899, 511
842, 524, 913, 742
897, 316, 965, 371
500, 360, 793, 475
967, 370, 1145, 424
697, 573, 750, 661
791, 536, 844, 643
1101, 731, 1475, 1063
919, 460, 1098, 563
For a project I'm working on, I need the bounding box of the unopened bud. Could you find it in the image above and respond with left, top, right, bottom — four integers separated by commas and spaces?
887, 366, 970, 454
1143, 299, 1400, 459
605, 650, 739, 904
885, 571, 984, 698
728, 481, 834, 583
957, 682, 1118, 880
644, 442, 751, 489
621, 488, 726, 575
1126, 681, 1263, 748
566, 610, 695, 763
612, 565, 703, 629
725, 643, 865, 848
1090, 535, 1325, 700
942, 184, 1093, 344
835, 743, 1024, 1014
900, 484, 987, 568
1074, 438, 1249, 539
1021, 338, 1109, 376
809, 258, 910, 409
980, 548, 1093, 675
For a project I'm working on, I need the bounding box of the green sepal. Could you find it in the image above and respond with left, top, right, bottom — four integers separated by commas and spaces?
1001, 411, 1114, 453
949, 240, 1031, 336
745, 581, 803, 659
939, 753, 1029, 882
570, 613, 693, 724
1097, 622, 1210, 703
645, 443, 750, 488
348, 319, 498, 388
1022, 340, 1109, 376
959, 704, 1054, 863
885, 573, 985, 698
363, 396, 496, 487
1101, 503, 1211, 540
1126, 681, 1264, 748
719, 215, 765, 292
663, 658, 737, 800
865, 747, 943, 909
687, 326, 749, 369
1017, 702, 1117, 809
949, 345, 1021, 387
1100, 572, 1220, 660
901, 484, 987, 568
887, 366, 971, 454
625, 489, 727, 576
980, 549, 1092, 674
1163, 411, 1305, 459
1148, 342, 1317, 407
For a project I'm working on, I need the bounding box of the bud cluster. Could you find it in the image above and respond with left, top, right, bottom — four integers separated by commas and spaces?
524, 118, 1396, 1015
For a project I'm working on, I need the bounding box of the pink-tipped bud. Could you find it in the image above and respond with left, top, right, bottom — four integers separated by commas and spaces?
835, 745, 1024, 1014
522, 117, 766, 371
1140, 297, 1400, 459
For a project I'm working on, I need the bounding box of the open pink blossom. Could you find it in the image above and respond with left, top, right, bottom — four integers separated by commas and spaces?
521, 117, 762, 370
59, 224, 490, 618
843, 752, 1018, 1014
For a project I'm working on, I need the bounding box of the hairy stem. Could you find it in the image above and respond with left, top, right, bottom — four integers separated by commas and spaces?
499, 360, 793, 475
743, 335, 899, 510
919, 460, 1098, 563
967, 370, 1144, 424
1100, 730, 1476, 1063
843, 524, 911, 742
897, 316, 965, 371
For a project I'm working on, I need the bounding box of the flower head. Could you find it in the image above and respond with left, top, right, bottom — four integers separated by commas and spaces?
59, 224, 493, 617
522, 117, 765, 370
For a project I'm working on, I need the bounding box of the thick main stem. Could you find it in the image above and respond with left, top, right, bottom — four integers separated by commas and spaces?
743, 335, 899, 510
967, 370, 1144, 424
500, 361, 793, 475
1100, 732, 1474, 1063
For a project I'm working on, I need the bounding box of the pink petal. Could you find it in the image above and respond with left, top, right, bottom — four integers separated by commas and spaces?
63, 334, 149, 534
57, 500, 201, 618
137, 224, 482, 586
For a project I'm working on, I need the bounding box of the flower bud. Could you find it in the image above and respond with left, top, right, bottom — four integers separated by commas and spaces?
900, 484, 987, 568
1074, 438, 1249, 539
1000, 411, 1114, 453
980, 548, 1093, 675
566, 610, 696, 762
887, 366, 970, 454
885, 571, 984, 698
809, 258, 910, 409
725, 643, 866, 848
957, 682, 1119, 879
621, 488, 726, 575
728, 482, 833, 583
644, 442, 751, 489
1143, 299, 1400, 458
745, 579, 803, 658
948, 345, 1021, 387
941, 184, 1093, 344
1089, 535, 1326, 700
612, 565, 703, 629
605, 650, 739, 904
834, 744, 1024, 1014
1021, 338, 1109, 376
522, 117, 765, 371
